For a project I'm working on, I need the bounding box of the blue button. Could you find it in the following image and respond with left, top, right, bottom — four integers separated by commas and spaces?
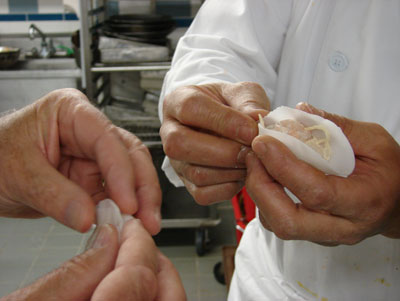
329, 51, 349, 72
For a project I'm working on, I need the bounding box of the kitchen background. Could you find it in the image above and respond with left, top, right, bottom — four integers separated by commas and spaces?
0, 1, 240, 300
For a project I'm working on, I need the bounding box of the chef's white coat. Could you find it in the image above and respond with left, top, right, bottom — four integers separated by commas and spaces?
159, 0, 400, 300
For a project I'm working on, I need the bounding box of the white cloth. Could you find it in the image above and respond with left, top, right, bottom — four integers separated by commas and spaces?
159, 0, 400, 300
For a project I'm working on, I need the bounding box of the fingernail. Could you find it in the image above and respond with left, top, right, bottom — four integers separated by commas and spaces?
237, 125, 256, 144
85, 224, 113, 250
237, 145, 251, 165
252, 140, 268, 155
297, 102, 319, 114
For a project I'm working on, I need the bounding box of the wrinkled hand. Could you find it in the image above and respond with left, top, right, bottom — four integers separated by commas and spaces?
1, 220, 186, 301
160, 82, 270, 204
246, 103, 400, 246
0, 89, 161, 234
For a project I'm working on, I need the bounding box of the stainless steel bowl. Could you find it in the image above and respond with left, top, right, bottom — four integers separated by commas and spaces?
0, 46, 20, 69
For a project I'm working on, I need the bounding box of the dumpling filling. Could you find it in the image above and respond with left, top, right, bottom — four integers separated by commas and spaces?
257, 106, 355, 177
260, 116, 331, 160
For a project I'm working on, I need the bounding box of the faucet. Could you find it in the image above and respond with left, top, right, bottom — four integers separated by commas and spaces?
28, 24, 55, 58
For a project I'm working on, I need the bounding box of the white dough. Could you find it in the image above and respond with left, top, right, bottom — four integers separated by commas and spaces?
96, 199, 134, 238
258, 106, 355, 177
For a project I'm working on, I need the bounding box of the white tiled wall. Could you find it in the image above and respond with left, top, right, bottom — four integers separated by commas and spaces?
0, 0, 8, 13
0, 0, 79, 35
37, 0, 63, 13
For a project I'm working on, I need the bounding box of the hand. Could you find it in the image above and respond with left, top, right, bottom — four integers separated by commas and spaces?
0, 89, 161, 235
160, 82, 270, 204
92, 219, 186, 300
1, 220, 186, 301
246, 103, 400, 246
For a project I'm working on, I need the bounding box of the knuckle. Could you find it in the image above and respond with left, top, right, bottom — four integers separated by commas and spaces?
160, 125, 184, 159
305, 185, 333, 210
56, 88, 88, 103
130, 142, 151, 158
188, 182, 242, 205
271, 217, 297, 240
232, 81, 269, 105
239, 81, 264, 93
173, 87, 201, 123
184, 166, 208, 186
191, 189, 212, 206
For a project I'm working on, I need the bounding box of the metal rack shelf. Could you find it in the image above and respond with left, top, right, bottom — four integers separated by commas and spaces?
78, 0, 219, 255
79, 0, 171, 105
91, 63, 170, 73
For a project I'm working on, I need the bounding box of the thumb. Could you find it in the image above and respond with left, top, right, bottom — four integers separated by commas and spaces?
295, 102, 370, 155
2, 224, 119, 301
15, 152, 96, 233
220, 82, 270, 120
295, 102, 353, 136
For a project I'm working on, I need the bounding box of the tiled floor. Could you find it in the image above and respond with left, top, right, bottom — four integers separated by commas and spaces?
0, 217, 229, 300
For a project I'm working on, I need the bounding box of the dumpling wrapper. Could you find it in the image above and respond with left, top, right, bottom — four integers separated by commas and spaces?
258, 106, 355, 177
96, 199, 134, 238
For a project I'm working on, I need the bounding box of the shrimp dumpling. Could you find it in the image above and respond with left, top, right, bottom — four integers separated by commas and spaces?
258, 106, 355, 177
96, 199, 133, 238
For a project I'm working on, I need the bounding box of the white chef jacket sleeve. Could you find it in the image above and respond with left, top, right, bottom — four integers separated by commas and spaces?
159, 0, 293, 186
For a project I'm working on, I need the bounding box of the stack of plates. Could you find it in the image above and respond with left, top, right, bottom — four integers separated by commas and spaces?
103, 14, 176, 46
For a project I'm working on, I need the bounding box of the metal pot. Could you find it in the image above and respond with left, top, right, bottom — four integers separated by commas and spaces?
0, 46, 20, 69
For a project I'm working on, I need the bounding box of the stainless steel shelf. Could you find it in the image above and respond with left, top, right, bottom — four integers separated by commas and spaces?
79, 2, 221, 255
161, 217, 221, 229
91, 64, 170, 73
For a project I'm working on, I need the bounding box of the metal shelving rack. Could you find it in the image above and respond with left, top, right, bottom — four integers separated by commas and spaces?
79, 0, 171, 106
78, 0, 221, 255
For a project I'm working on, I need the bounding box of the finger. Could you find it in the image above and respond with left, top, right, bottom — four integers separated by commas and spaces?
171, 160, 246, 186
163, 85, 259, 145
258, 211, 272, 232
251, 135, 358, 216
182, 177, 243, 205
0, 201, 43, 219
116, 218, 159, 271
156, 252, 186, 301
245, 153, 361, 245
296, 102, 379, 157
92, 219, 158, 301
161, 120, 251, 168
92, 264, 157, 301
53, 91, 138, 215
117, 128, 162, 235
59, 158, 107, 202
3, 224, 119, 300
11, 149, 96, 232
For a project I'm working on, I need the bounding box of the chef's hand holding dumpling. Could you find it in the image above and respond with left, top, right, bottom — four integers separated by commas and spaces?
247, 102, 400, 245
258, 105, 355, 177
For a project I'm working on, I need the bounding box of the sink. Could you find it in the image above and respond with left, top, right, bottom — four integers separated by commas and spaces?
13, 58, 78, 70
0, 57, 81, 112
0, 57, 80, 78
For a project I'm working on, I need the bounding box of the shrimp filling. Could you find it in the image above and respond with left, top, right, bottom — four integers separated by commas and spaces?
259, 115, 331, 160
